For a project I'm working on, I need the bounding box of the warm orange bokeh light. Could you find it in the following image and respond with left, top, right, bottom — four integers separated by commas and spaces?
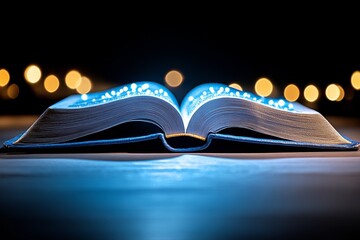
76, 76, 92, 94
165, 70, 183, 87
351, 71, 360, 90
255, 78, 273, 97
7, 84, 19, 99
284, 84, 300, 102
304, 84, 319, 102
44, 75, 60, 93
229, 83, 243, 91
24, 65, 42, 84
65, 70, 82, 89
325, 84, 340, 101
0, 69, 10, 87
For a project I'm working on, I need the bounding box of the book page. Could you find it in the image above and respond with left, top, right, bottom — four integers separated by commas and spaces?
16, 81, 186, 144
51, 81, 181, 111
180, 83, 306, 130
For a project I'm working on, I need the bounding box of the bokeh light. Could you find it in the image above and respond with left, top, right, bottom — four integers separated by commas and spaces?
351, 70, 360, 90
24, 65, 42, 84
229, 83, 243, 91
284, 84, 300, 102
254, 78, 273, 97
65, 70, 82, 89
326, 84, 340, 101
336, 85, 345, 101
7, 84, 19, 99
304, 84, 319, 102
165, 70, 183, 87
44, 75, 60, 93
0, 69, 10, 87
76, 76, 92, 94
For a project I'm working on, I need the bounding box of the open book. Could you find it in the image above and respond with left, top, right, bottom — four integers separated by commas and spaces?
2, 81, 359, 152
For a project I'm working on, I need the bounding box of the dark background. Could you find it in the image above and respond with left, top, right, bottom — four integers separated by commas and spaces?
1, 8, 360, 240
1, 7, 360, 117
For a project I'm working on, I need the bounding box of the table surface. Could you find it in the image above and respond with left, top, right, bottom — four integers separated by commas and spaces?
1, 115, 360, 240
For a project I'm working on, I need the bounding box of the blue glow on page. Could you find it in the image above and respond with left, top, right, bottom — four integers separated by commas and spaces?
67, 82, 180, 109
180, 83, 298, 127
66, 82, 298, 126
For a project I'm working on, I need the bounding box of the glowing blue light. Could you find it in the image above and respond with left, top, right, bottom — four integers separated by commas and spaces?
278, 99, 285, 107
67, 81, 180, 109
180, 82, 299, 124
243, 93, 250, 98
142, 83, 149, 90
81, 94, 88, 100
217, 87, 224, 94
67, 81, 297, 115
